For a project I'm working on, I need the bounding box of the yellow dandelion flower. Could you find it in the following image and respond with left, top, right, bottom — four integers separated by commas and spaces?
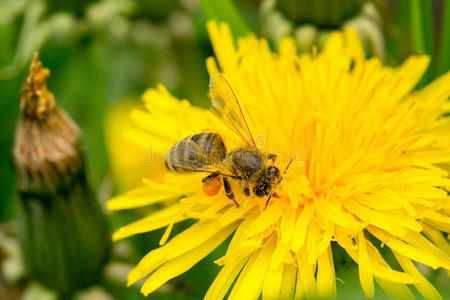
108, 21, 450, 300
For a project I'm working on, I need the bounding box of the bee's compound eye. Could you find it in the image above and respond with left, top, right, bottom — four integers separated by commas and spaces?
202, 176, 222, 196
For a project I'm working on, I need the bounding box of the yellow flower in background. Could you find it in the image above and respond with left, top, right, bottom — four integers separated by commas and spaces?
108, 21, 450, 300
105, 100, 165, 191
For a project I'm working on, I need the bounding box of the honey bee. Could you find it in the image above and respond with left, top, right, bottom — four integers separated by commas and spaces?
165, 73, 291, 207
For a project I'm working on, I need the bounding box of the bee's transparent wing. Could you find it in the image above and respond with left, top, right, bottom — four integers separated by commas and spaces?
186, 138, 235, 175
166, 137, 233, 175
209, 73, 256, 146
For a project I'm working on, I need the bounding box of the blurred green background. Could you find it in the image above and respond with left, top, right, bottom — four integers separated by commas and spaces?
1, 0, 450, 299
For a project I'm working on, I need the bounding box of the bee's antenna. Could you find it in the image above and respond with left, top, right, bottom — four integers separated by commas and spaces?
264, 157, 293, 209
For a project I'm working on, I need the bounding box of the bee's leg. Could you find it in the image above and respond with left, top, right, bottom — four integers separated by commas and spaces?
264, 191, 281, 209
243, 186, 250, 197
223, 177, 239, 207
202, 172, 219, 183
264, 194, 273, 209
268, 153, 277, 164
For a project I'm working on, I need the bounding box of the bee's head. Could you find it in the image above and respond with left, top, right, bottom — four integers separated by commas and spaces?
266, 165, 281, 184
253, 165, 281, 197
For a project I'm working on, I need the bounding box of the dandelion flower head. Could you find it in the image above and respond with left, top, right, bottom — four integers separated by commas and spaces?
108, 21, 450, 300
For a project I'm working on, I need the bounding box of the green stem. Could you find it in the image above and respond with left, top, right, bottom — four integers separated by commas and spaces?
410, 0, 434, 88
438, 0, 450, 76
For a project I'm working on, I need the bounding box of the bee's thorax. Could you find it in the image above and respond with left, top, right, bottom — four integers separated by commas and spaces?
224, 147, 265, 181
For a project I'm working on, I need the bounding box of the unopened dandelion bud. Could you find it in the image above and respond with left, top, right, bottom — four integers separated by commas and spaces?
262, 0, 385, 58
294, 25, 318, 52
275, 0, 364, 27
343, 2, 385, 59
13, 54, 110, 294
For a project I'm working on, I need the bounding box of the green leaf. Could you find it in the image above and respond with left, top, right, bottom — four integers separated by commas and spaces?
0, 86, 19, 221
410, 0, 434, 88
438, 0, 450, 76
0, 22, 21, 221
384, 0, 410, 66
0, 0, 50, 80
198, 0, 252, 38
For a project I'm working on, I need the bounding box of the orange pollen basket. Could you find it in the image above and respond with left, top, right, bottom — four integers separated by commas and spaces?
202, 176, 222, 196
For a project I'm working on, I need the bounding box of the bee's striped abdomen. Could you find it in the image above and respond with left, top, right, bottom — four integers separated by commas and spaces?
165, 133, 226, 173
